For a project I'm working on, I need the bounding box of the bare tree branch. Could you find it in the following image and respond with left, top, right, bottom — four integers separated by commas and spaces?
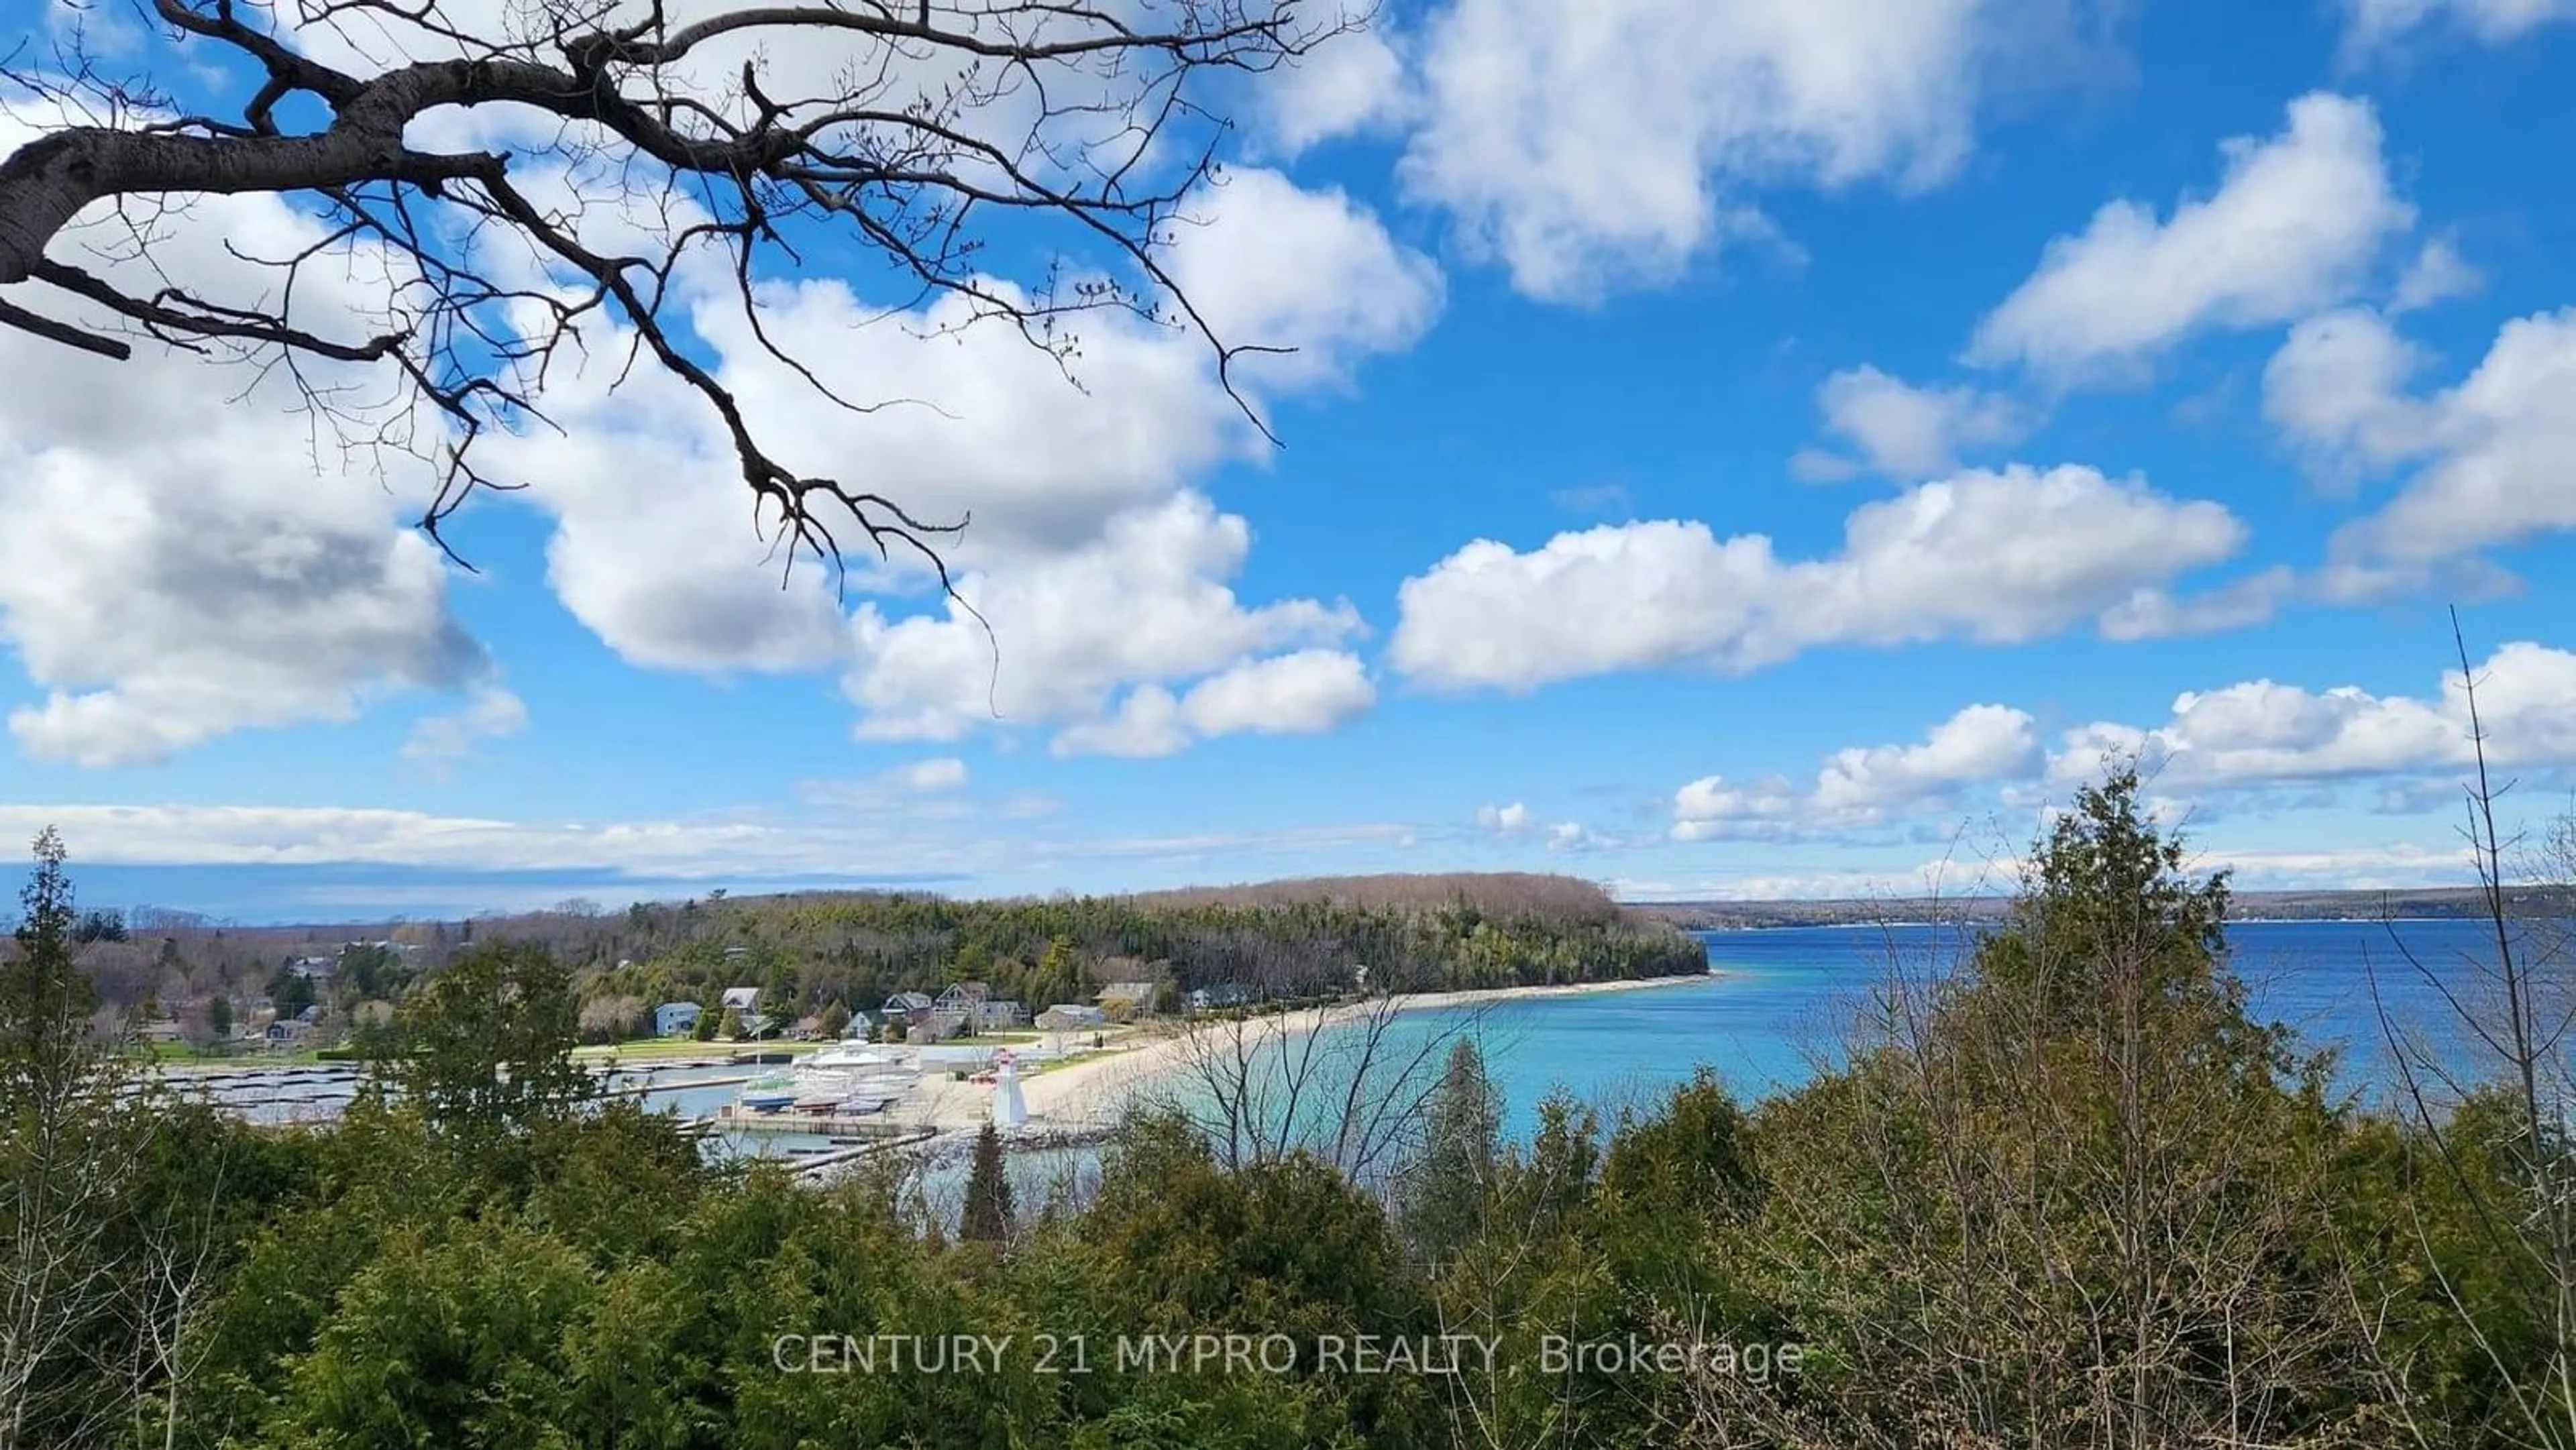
0, 0, 1352, 604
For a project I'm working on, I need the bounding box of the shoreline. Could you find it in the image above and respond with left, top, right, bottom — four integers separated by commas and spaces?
979, 971, 1723, 1131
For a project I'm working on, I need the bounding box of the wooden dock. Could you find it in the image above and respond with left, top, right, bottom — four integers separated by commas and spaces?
710, 1104, 922, 1137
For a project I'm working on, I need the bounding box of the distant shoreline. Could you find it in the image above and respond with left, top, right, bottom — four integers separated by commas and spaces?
1687, 915, 2494, 932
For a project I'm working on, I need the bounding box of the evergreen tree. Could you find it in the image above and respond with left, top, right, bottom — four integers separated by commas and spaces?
1398, 1040, 1501, 1266
385, 941, 594, 1139
0, 830, 146, 1445
961, 1121, 1012, 1243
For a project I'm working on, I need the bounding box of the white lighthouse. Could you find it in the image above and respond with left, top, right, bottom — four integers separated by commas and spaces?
990, 1048, 1027, 1130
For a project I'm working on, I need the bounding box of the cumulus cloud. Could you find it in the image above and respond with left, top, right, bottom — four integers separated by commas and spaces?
2047, 643, 2576, 789
1396, 0, 2100, 302
842, 492, 1366, 744
1809, 364, 2026, 480
1053, 650, 1376, 758
0, 112, 484, 768
1813, 704, 2041, 814
1476, 801, 1534, 834
458, 165, 1434, 755
1672, 703, 2039, 841
1260, 21, 1415, 156
1391, 464, 2245, 691
1970, 93, 2413, 382
1173, 650, 1378, 740
1161, 167, 1448, 394
2266, 307, 2576, 574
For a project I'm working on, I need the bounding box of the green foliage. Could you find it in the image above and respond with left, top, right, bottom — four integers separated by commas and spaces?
2, 829, 100, 1094
962, 1121, 1013, 1243
5, 803, 2569, 1448
383, 940, 594, 1141
1397, 1040, 1499, 1268
1727, 769, 2374, 1447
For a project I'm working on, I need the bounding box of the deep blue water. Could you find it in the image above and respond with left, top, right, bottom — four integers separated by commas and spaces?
1367, 919, 2542, 1138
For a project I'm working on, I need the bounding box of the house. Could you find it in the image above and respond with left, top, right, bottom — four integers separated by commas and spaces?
264, 1018, 312, 1046
1095, 981, 1161, 1020
286, 955, 336, 981
138, 1018, 184, 1044
653, 1002, 702, 1038
972, 999, 1026, 1031
883, 991, 936, 1025
907, 1009, 966, 1044
720, 986, 761, 1014
1189, 983, 1254, 1011
1036, 1003, 1106, 1033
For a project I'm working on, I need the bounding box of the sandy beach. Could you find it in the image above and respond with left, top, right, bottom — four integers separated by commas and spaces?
914, 972, 1719, 1130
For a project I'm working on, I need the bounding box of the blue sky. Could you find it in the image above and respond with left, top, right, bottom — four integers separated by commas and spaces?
5, 0, 2576, 919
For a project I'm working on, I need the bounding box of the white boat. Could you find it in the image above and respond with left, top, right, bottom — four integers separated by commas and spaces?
809, 1042, 903, 1070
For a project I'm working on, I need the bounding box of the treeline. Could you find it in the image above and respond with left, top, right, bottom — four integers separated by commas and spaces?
475, 880, 1706, 1038
36, 875, 1706, 1044
6, 776, 2576, 1447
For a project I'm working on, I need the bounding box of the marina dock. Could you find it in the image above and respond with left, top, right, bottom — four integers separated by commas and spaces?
710, 1104, 925, 1137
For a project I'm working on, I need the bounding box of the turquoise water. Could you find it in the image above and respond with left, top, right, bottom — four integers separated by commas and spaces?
1364, 918, 2548, 1137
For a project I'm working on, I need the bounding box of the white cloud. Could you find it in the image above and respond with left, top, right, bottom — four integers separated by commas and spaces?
0, 801, 1422, 885
0, 110, 484, 768
1813, 704, 2041, 814
2047, 643, 2576, 790
2341, 0, 2576, 48
1476, 801, 1535, 834
1391, 464, 2245, 691
1546, 820, 1614, 853
1396, 0, 2091, 302
1813, 364, 2025, 479
1052, 687, 1193, 759
1970, 93, 2413, 382
2267, 307, 2576, 573
464, 167, 1430, 755
1261, 22, 1415, 156
1053, 649, 1376, 759
844, 492, 1366, 745
1161, 168, 1446, 394
2097, 567, 2300, 641
1619, 840, 2484, 899
2391, 236, 2482, 314
1670, 776, 1809, 842
401, 686, 529, 763
2261, 307, 2435, 483
1672, 703, 2039, 842
888, 757, 970, 793
1175, 650, 1377, 739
